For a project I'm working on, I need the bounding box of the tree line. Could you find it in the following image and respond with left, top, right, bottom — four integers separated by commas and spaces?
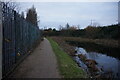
44, 23, 119, 40
2, 1, 38, 27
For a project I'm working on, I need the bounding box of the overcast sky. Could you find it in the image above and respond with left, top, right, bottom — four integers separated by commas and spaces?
19, 2, 118, 29
10, 0, 119, 2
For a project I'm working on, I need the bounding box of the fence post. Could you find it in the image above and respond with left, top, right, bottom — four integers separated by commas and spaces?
118, 1, 120, 25
0, 2, 2, 79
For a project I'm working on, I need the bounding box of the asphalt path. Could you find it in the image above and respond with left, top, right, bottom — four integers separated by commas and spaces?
10, 38, 61, 78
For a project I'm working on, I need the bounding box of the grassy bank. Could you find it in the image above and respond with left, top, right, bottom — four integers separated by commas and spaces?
47, 37, 87, 78
50, 36, 119, 59
63, 37, 118, 48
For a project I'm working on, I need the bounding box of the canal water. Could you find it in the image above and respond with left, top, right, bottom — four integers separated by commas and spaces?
74, 47, 120, 78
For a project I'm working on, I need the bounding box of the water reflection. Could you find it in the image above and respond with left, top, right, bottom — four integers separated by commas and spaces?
75, 47, 120, 78
67, 41, 120, 59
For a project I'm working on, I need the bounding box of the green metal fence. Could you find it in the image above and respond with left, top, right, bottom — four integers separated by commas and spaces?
1, 2, 42, 78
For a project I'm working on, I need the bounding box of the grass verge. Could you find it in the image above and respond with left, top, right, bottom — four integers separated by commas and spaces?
63, 37, 118, 48
47, 37, 87, 78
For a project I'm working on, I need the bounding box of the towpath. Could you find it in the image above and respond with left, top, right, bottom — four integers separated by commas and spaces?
9, 38, 61, 78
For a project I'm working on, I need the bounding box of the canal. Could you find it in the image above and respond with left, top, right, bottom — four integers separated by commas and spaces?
67, 41, 120, 78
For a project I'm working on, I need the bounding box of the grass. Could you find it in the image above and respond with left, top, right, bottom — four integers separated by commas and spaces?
63, 37, 118, 48
47, 37, 87, 78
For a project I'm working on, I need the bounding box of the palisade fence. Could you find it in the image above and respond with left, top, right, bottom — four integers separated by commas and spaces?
1, 2, 42, 78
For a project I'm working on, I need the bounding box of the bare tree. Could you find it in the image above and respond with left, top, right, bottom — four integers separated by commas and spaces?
59, 25, 63, 31
66, 23, 70, 29
92, 22, 100, 27
77, 25, 80, 29
1, 0, 20, 12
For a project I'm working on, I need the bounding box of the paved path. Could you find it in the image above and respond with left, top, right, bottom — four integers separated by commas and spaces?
10, 38, 61, 78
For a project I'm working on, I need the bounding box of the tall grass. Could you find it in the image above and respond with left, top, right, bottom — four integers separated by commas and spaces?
63, 37, 118, 48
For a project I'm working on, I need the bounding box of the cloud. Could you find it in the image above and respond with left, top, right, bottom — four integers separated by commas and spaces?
8, 0, 119, 2
19, 2, 117, 29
